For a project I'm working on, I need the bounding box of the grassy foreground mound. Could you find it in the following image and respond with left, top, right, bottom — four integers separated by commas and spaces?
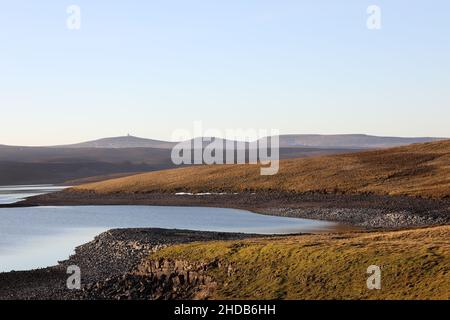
149, 226, 450, 300
74, 140, 450, 198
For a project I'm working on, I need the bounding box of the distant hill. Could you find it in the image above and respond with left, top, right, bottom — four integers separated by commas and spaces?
75, 140, 450, 198
0, 144, 361, 185
47, 134, 445, 149
0, 146, 175, 185
57, 135, 177, 149
0, 146, 172, 163
277, 134, 445, 149
0, 134, 446, 185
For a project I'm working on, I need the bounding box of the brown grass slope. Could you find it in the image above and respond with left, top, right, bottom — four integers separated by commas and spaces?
150, 225, 450, 300
74, 140, 450, 198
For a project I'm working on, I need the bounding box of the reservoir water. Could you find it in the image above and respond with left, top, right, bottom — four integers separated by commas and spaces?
0, 185, 67, 204
0, 186, 342, 272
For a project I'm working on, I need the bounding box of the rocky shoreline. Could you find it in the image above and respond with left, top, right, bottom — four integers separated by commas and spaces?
259, 207, 450, 229
0, 228, 262, 300
8, 190, 450, 229
1, 190, 449, 299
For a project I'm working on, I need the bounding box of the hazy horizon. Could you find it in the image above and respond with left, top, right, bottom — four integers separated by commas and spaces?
1, 132, 448, 148
1, 1, 450, 145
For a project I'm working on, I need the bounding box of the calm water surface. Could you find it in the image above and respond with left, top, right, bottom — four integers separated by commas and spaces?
0, 186, 342, 272
0, 185, 67, 204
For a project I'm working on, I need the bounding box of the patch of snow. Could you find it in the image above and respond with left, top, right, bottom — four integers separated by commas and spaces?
174, 192, 239, 196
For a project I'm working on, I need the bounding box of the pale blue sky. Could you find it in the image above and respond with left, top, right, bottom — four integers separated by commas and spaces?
1, 1, 449, 145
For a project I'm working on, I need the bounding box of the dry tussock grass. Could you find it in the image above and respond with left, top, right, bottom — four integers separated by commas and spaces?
151, 225, 450, 300
75, 140, 450, 198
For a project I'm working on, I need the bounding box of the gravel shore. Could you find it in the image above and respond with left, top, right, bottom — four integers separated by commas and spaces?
0, 228, 261, 300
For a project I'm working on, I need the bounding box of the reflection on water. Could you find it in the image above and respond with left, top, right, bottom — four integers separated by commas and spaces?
0, 186, 344, 273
